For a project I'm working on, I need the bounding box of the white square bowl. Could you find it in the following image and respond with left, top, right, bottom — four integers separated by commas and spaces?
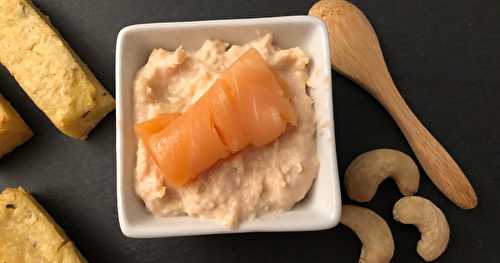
116, 16, 341, 238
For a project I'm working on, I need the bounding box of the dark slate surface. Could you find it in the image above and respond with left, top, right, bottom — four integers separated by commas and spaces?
1, 0, 499, 262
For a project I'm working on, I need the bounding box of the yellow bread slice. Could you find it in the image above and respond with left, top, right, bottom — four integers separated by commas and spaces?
0, 0, 115, 139
0, 187, 88, 263
0, 94, 33, 158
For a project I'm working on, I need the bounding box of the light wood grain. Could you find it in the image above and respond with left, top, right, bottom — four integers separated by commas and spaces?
310, 0, 478, 209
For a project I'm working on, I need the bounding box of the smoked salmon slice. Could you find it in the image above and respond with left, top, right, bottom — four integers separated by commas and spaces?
135, 113, 180, 137
135, 48, 298, 187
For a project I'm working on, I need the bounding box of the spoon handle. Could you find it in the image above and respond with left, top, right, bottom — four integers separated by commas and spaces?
374, 78, 478, 209
309, 0, 477, 209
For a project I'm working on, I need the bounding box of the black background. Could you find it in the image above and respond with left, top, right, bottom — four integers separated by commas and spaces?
1, 0, 499, 262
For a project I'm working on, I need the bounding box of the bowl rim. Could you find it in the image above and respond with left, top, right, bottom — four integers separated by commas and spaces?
116, 15, 341, 238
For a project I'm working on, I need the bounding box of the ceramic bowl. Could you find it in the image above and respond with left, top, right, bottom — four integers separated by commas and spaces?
116, 15, 341, 238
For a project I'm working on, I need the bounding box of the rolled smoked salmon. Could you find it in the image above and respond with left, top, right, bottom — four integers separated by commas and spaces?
135, 48, 298, 187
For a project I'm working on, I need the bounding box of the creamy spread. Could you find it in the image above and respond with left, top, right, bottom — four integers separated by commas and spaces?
133, 34, 319, 227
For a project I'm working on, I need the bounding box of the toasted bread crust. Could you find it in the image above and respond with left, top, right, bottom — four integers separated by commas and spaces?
0, 187, 87, 263
0, 94, 33, 158
0, 0, 115, 139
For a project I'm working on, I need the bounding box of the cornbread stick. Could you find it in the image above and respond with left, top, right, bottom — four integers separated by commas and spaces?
0, 0, 115, 139
0, 187, 88, 263
0, 94, 33, 158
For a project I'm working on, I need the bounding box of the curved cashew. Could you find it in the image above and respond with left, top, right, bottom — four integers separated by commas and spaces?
345, 149, 420, 202
341, 205, 394, 263
393, 196, 450, 262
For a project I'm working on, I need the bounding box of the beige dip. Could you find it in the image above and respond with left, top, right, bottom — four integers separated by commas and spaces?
133, 34, 319, 228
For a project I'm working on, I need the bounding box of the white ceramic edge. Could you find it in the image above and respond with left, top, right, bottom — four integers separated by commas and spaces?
116, 27, 128, 236
313, 17, 342, 233
116, 15, 341, 238
308, 15, 343, 230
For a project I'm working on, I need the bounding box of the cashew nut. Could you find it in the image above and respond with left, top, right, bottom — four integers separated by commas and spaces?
344, 149, 420, 202
393, 196, 450, 262
341, 205, 394, 263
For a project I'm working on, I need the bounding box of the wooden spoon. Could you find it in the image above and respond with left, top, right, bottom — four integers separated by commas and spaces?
310, 0, 477, 209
